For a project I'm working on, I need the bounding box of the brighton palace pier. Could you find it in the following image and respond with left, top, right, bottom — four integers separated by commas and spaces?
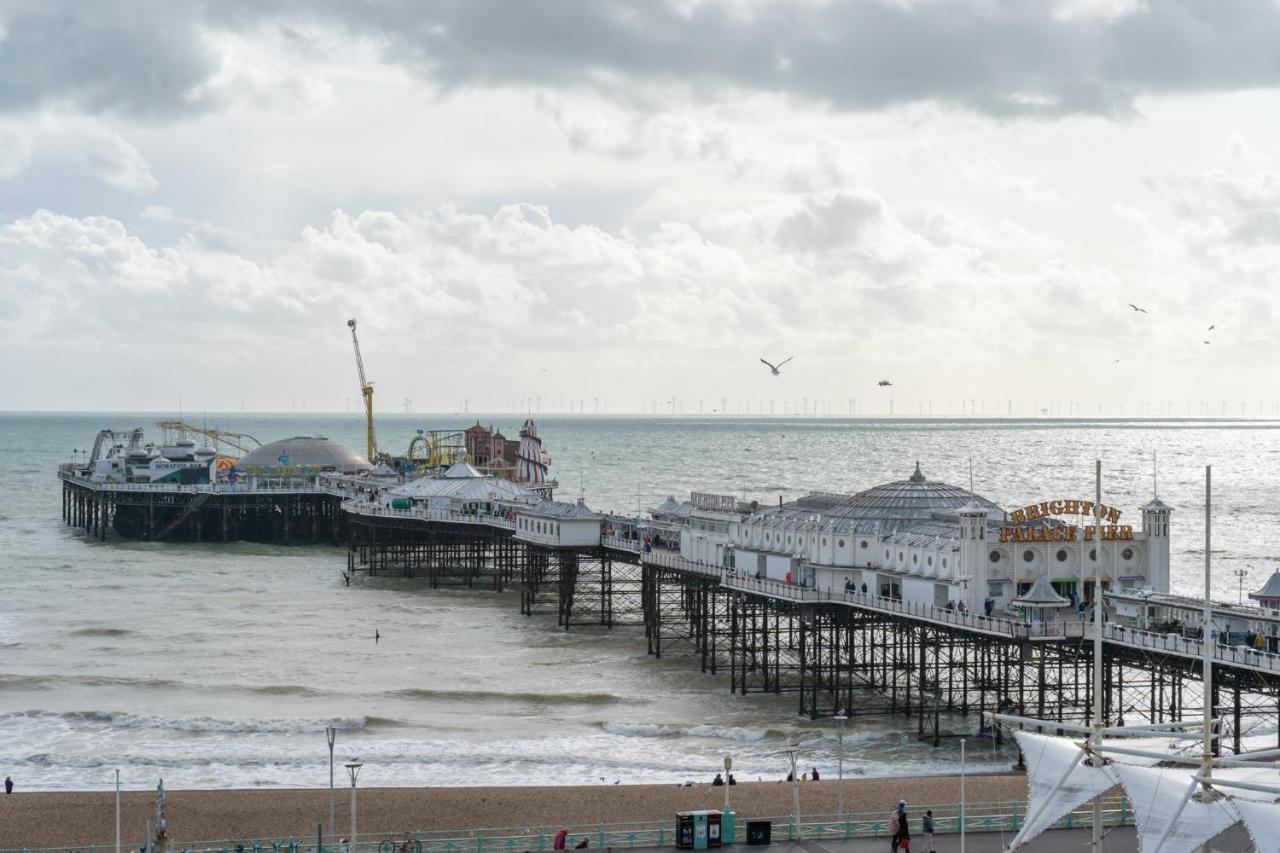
60, 436, 1280, 752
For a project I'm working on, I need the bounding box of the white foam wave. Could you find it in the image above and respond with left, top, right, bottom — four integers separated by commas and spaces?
601, 722, 775, 742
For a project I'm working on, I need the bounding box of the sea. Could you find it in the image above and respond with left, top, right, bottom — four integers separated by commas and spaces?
2, 412, 1279, 792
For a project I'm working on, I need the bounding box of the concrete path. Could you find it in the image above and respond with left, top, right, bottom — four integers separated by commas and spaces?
631, 824, 1257, 852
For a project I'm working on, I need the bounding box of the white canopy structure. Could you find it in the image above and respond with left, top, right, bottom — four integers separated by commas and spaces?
999, 463, 1280, 853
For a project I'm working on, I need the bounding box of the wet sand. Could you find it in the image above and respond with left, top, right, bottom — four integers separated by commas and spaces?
0, 773, 1029, 849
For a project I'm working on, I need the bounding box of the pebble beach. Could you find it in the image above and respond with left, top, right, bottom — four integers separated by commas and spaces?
0, 773, 1030, 849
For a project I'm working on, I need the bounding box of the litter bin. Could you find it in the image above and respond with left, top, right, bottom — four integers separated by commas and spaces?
745, 821, 772, 846
721, 811, 735, 845
676, 811, 724, 849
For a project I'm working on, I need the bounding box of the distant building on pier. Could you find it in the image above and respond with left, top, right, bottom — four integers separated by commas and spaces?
655, 462, 1173, 614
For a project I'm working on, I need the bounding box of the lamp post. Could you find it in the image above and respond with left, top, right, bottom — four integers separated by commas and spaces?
833, 712, 847, 817
959, 738, 967, 853
344, 761, 363, 853
787, 750, 801, 840
115, 768, 121, 853
326, 727, 337, 852
723, 756, 733, 813
1235, 566, 1251, 606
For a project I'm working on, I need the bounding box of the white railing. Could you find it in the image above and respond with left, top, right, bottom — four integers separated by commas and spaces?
601, 535, 642, 553
1102, 623, 1280, 673
719, 574, 1091, 640
641, 549, 722, 577
57, 471, 321, 494
343, 500, 517, 530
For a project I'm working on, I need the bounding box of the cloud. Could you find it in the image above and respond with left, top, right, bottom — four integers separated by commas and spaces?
0, 124, 32, 177
0, 114, 156, 192
7, 1, 1280, 122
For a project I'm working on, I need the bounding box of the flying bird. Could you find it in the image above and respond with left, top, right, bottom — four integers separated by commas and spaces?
760, 356, 793, 376
1208, 324, 1216, 331
1128, 304, 1148, 313
878, 380, 892, 387
1203, 340, 1212, 345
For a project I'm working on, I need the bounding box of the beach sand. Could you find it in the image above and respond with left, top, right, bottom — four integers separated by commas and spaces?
0, 773, 1030, 849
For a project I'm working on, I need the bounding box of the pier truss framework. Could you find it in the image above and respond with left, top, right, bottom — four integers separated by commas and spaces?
627, 563, 1280, 753
61, 478, 343, 544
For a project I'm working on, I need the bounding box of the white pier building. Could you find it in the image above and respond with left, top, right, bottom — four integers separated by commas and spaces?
657, 463, 1172, 615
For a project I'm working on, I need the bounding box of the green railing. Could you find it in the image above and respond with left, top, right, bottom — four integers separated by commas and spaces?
2, 796, 1134, 853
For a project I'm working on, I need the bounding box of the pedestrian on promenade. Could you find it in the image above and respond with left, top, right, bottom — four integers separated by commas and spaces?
553, 829, 568, 851
890, 800, 909, 851
921, 811, 934, 852
4, 775, 11, 794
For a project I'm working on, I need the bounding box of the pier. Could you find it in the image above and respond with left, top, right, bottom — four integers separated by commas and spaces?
55, 429, 1280, 754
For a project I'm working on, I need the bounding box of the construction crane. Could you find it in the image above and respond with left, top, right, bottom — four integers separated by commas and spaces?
155, 420, 262, 456
348, 318, 378, 463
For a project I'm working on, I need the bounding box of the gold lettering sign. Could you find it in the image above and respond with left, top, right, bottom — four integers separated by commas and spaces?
997, 499, 1131, 543
690, 492, 736, 512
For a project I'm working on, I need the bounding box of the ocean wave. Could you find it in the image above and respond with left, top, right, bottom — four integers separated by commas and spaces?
0, 710, 403, 735
0, 673, 185, 691
600, 722, 778, 742
70, 627, 133, 637
386, 687, 622, 705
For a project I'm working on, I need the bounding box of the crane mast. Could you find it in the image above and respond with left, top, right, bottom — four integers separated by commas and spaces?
347, 318, 378, 462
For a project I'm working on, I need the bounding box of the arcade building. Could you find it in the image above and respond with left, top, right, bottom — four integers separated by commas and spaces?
657, 463, 1172, 615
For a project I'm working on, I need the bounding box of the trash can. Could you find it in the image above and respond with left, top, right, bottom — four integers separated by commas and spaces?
721, 811, 736, 845
676, 811, 721, 849
745, 821, 772, 846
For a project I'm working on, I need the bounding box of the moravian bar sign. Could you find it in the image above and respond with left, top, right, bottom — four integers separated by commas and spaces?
999, 499, 1133, 543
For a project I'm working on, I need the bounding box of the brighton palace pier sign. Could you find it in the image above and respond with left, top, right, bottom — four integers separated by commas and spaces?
998, 499, 1134, 543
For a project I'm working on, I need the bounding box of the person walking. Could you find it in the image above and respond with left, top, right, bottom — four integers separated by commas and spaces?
891, 800, 909, 851
4, 775, 11, 794
921, 810, 935, 852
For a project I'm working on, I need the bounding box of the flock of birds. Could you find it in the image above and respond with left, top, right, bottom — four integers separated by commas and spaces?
760, 303, 1219, 381
1128, 303, 1217, 346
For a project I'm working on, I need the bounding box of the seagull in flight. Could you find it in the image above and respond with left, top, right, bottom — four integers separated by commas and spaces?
1203, 340, 1212, 345
878, 379, 892, 387
1208, 324, 1216, 331
760, 356, 793, 376
1128, 303, 1148, 314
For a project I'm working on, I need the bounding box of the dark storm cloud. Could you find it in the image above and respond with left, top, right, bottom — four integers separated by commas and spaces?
0, 2, 217, 117
5, 0, 1280, 119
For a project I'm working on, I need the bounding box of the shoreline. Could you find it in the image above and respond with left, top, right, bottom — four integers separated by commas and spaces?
0, 773, 1029, 849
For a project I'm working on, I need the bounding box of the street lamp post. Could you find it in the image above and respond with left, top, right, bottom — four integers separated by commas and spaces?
344, 762, 363, 853
833, 712, 847, 817
723, 756, 733, 814
787, 750, 801, 840
115, 768, 121, 853
960, 739, 967, 853
326, 727, 337, 853
1235, 566, 1251, 606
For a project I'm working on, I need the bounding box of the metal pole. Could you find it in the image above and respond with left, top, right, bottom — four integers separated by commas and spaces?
345, 762, 362, 853
326, 727, 336, 853
1092, 459, 1104, 853
723, 756, 732, 814
115, 769, 121, 853
835, 713, 847, 816
788, 750, 801, 840
960, 739, 966, 853
1203, 466, 1214, 792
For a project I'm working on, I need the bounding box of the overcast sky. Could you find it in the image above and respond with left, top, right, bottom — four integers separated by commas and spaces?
4, 0, 1280, 415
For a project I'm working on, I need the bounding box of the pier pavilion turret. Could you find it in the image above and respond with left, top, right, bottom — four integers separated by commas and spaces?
1141, 497, 1173, 593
